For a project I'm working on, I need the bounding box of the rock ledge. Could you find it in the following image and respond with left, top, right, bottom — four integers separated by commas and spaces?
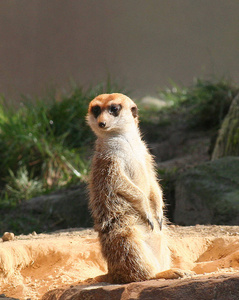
43, 274, 239, 300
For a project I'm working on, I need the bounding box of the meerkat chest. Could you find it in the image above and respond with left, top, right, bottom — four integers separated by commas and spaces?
114, 136, 150, 185
127, 152, 150, 186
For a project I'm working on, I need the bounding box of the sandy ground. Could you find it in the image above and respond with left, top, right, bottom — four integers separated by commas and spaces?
1, 225, 239, 299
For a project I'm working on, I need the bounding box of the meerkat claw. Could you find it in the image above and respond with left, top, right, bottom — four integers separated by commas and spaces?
157, 217, 163, 230
147, 218, 154, 230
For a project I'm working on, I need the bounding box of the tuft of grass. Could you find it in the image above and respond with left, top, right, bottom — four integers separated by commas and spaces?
6, 167, 44, 204
0, 79, 126, 207
158, 78, 239, 130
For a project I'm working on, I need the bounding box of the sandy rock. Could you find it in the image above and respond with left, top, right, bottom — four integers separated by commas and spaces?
2, 232, 15, 242
42, 275, 239, 300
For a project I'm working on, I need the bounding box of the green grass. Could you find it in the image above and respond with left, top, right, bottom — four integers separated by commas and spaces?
0, 78, 126, 207
158, 77, 239, 129
139, 77, 238, 133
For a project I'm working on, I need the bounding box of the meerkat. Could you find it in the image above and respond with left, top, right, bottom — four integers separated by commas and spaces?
87, 93, 187, 283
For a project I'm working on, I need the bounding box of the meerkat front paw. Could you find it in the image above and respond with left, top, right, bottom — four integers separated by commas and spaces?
155, 208, 163, 230
156, 216, 163, 230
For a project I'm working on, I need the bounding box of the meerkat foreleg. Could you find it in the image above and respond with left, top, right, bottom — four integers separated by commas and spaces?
112, 163, 154, 230
149, 180, 164, 230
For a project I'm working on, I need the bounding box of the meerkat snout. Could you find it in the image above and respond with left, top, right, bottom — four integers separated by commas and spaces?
99, 121, 106, 128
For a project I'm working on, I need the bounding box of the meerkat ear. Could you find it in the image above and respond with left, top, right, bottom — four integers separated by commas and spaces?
131, 106, 138, 118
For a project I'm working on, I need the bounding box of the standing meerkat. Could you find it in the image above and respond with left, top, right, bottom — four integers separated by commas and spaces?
87, 93, 186, 283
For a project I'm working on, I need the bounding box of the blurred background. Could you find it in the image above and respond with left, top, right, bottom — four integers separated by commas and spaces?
1, 0, 239, 101
0, 1, 239, 234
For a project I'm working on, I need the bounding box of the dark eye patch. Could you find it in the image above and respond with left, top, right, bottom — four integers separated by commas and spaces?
108, 104, 122, 117
91, 105, 101, 118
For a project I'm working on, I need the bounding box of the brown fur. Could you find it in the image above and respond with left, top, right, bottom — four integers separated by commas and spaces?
87, 93, 185, 283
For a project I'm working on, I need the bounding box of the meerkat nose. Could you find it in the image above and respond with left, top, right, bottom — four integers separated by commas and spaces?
99, 122, 106, 128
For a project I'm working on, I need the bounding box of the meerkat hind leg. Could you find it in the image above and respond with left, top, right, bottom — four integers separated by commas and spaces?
105, 231, 163, 283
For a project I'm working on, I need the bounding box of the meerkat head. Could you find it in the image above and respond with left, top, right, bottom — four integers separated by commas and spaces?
87, 93, 138, 137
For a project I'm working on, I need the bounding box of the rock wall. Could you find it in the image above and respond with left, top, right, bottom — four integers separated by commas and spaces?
212, 93, 239, 159
174, 157, 239, 225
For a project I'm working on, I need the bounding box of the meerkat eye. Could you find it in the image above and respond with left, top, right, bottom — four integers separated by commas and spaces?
109, 104, 122, 117
91, 105, 101, 118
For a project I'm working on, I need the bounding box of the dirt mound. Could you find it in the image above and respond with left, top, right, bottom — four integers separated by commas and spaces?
1, 226, 239, 299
